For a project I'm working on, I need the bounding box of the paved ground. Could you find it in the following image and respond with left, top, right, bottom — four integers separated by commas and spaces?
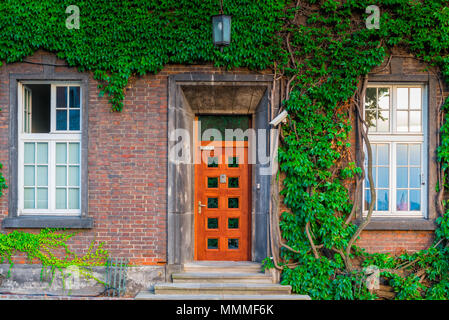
0, 293, 133, 300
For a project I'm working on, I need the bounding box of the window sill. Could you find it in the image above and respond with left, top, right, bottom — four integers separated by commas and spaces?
354, 217, 437, 231
2, 216, 93, 229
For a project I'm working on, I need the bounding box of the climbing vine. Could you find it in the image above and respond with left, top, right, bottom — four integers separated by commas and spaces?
269, 0, 449, 300
0, 228, 109, 288
1, 0, 449, 299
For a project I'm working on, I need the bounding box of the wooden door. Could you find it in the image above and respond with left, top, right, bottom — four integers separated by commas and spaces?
194, 119, 251, 261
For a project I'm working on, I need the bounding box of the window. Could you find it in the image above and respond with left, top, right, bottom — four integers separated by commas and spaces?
18, 82, 82, 216
363, 85, 427, 217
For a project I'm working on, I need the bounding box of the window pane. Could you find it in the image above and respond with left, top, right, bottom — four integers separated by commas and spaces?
24, 143, 35, 164
397, 111, 408, 132
410, 190, 421, 211
397, 144, 408, 165
36, 143, 48, 164
228, 239, 239, 250
397, 190, 408, 211
377, 144, 389, 165
56, 110, 67, 130
207, 177, 218, 188
68, 166, 80, 187
410, 167, 421, 188
228, 157, 239, 168
370, 144, 377, 166
69, 143, 80, 164
207, 239, 218, 249
364, 189, 373, 211
378, 167, 389, 188
378, 88, 390, 109
69, 87, 80, 108
69, 110, 80, 131
377, 189, 389, 211
377, 110, 389, 132
365, 88, 377, 109
24, 188, 35, 209
24, 166, 35, 186
199, 115, 250, 141
409, 145, 421, 166
410, 88, 421, 109
36, 166, 48, 186
57, 87, 67, 109
365, 109, 376, 129
397, 88, 409, 109
228, 218, 239, 229
208, 198, 218, 208
56, 166, 67, 186
364, 168, 372, 188
228, 177, 239, 188
409, 111, 421, 132
68, 188, 80, 209
396, 167, 408, 188
36, 188, 48, 209
207, 218, 219, 229
56, 143, 67, 164
56, 188, 67, 209
207, 157, 218, 168
370, 167, 377, 187
228, 198, 239, 208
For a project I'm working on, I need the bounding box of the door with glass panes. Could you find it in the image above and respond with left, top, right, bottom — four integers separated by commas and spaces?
194, 115, 251, 261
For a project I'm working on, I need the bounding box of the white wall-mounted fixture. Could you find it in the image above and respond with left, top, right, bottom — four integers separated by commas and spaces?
269, 110, 288, 127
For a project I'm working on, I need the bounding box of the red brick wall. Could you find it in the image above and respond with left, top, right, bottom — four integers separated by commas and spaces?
0, 50, 269, 265
357, 231, 434, 254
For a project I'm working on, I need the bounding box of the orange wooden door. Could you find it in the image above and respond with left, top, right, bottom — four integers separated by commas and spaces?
195, 139, 251, 261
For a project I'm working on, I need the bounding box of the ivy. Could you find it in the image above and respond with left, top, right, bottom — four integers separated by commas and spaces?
0, 228, 109, 289
274, 0, 449, 300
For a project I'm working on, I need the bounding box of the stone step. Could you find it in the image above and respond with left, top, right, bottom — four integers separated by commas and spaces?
135, 292, 311, 300
154, 283, 292, 295
183, 261, 262, 274
172, 272, 274, 284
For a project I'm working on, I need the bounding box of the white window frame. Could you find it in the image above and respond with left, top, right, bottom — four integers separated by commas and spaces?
17, 81, 82, 216
363, 83, 428, 218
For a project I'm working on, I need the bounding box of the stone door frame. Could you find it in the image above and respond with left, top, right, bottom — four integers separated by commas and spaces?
166, 73, 279, 276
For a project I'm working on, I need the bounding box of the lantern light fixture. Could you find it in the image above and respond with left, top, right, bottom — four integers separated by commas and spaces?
212, 0, 231, 49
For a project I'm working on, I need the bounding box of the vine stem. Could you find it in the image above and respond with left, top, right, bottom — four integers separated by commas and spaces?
345, 75, 376, 271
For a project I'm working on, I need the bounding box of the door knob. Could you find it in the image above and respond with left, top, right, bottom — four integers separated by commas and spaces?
198, 201, 206, 214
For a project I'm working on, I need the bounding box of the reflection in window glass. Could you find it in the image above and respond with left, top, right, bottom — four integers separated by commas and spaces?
364, 86, 425, 216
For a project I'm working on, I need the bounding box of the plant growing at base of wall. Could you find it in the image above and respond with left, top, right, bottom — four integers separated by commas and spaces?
0, 228, 109, 291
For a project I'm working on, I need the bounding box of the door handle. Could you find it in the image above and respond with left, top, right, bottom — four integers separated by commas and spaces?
198, 201, 206, 214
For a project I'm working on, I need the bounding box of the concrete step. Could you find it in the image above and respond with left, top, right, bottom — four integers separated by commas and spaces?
172, 272, 274, 284
135, 292, 311, 300
154, 283, 292, 295
183, 261, 262, 274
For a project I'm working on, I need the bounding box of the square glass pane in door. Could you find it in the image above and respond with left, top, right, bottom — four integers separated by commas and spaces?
228, 239, 239, 250
207, 218, 219, 229
228, 157, 239, 168
228, 198, 239, 208
207, 198, 218, 208
207, 177, 218, 188
207, 157, 218, 168
228, 218, 239, 229
228, 177, 239, 188
207, 239, 219, 249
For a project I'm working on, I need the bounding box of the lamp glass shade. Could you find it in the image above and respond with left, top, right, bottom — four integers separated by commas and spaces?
212, 14, 231, 46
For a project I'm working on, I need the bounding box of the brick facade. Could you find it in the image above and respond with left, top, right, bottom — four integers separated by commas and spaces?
0, 48, 446, 265
0, 50, 270, 266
